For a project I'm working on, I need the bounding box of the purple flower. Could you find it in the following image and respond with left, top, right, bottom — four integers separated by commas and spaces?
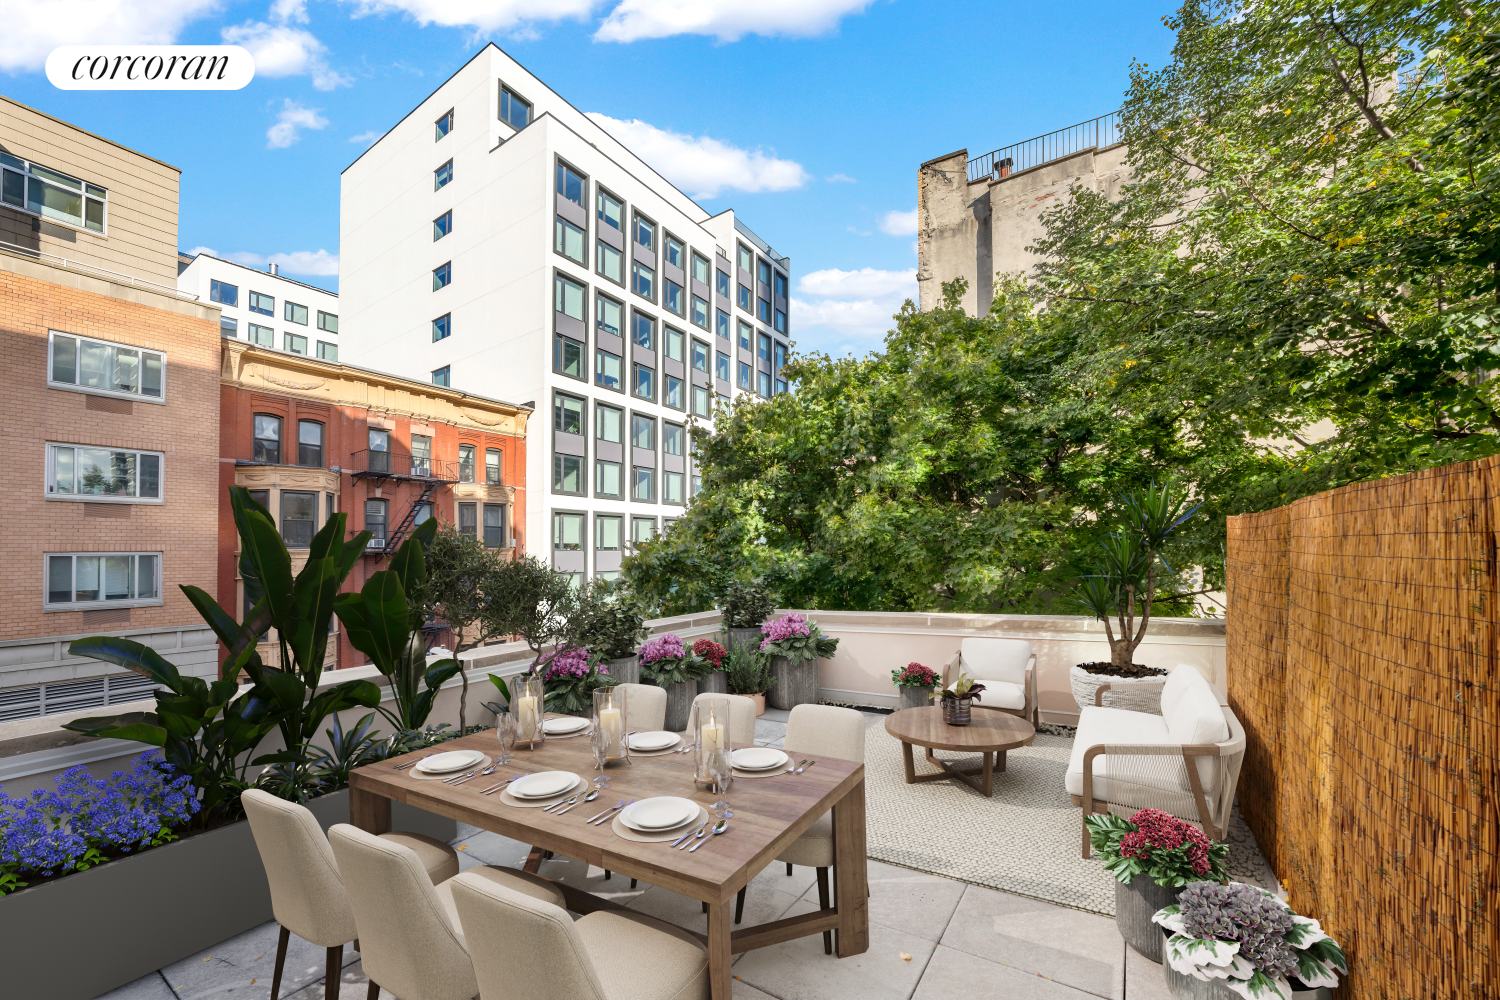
541, 644, 593, 681
759, 613, 810, 651
638, 633, 687, 664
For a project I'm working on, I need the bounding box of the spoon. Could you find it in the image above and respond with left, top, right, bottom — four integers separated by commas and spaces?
677, 822, 710, 849
785, 759, 809, 774
796, 760, 816, 774
555, 789, 596, 815
544, 794, 579, 813
689, 819, 729, 852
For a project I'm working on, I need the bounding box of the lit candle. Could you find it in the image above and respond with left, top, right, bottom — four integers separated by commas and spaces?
517, 695, 538, 741
700, 714, 725, 751
599, 706, 623, 757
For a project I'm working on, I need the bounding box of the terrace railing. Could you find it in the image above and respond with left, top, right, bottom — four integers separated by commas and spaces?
967, 111, 1122, 183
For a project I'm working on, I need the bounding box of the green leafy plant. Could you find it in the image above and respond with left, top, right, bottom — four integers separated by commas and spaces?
1086, 808, 1229, 887
483, 555, 576, 668
564, 580, 648, 659
305, 712, 387, 792
938, 673, 985, 703
723, 640, 774, 696
535, 644, 617, 713
719, 579, 776, 629
638, 633, 706, 686
410, 525, 509, 734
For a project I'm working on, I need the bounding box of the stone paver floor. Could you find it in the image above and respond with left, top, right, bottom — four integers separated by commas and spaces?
99, 707, 1178, 1000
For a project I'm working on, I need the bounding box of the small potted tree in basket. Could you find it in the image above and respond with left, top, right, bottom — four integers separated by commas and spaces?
639, 633, 707, 731
724, 641, 775, 716
719, 580, 777, 653
892, 662, 941, 712
759, 612, 840, 710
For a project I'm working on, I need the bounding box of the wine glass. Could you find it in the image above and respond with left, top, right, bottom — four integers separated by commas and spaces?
709, 749, 734, 819
495, 711, 516, 766
590, 727, 610, 771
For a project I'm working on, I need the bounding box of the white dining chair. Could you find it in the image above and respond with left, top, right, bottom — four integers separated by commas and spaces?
613, 682, 667, 732
685, 692, 757, 745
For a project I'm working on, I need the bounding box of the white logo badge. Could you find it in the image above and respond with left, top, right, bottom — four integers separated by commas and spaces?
47, 46, 255, 90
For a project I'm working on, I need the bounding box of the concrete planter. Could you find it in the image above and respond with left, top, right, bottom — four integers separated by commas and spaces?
1116, 875, 1183, 962
725, 626, 764, 654
749, 693, 766, 716
898, 686, 934, 712
663, 680, 697, 731
767, 655, 820, 711
604, 654, 639, 685
699, 669, 729, 695
1070, 665, 1167, 714
1160, 930, 1332, 999
0, 788, 454, 1000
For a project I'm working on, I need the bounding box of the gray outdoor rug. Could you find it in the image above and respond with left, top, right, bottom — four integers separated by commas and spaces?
863, 723, 1277, 917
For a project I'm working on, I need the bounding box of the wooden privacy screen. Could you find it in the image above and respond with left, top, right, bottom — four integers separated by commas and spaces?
1226, 460, 1499, 1000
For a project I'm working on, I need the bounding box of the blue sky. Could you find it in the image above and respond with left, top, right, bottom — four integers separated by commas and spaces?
2, 0, 1175, 357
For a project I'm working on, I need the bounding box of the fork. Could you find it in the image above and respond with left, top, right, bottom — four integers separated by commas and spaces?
448, 771, 484, 786
586, 798, 626, 823
544, 794, 579, 813
441, 771, 477, 785
590, 798, 635, 825
675, 742, 698, 754
393, 754, 434, 770
784, 759, 809, 774
797, 760, 816, 774
479, 772, 525, 795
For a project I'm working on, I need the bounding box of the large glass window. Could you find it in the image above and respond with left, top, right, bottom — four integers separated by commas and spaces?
597, 403, 623, 444
553, 455, 582, 494
632, 312, 655, 350
555, 218, 585, 264
253, 414, 282, 464
432, 366, 450, 386
434, 211, 452, 240
738, 361, 752, 390
775, 308, 787, 333
691, 339, 709, 373
554, 512, 584, 550
758, 259, 771, 288
774, 342, 789, 369
598, 189, 623, 232
210, 279, 237, 306
432, 314, 451, 341
595, 349, 622, 390
632, 262, 655, 301
631, 516, 656, 546
284, 333, 308, 356
691, 295, 709, 329
1, 154, 107, 233
759, 332, 772, 361
434, 160, 453, 190
46, 444, 162, 501
318, 341, 338, 361
248, 323, 273, 347
45, 553, 158, 608
737, 245, 753, 273
596, 515, 622, 551
635, 216, 656, 251
500, 85, 531, 129
738, 321, 753, 353
665, 235, 683, 269
483, 504, 505, 548
298, 420, 323, 467
633, 364, 655, 401
459, 444, 476, 483
692, 384, 711, 417
715, 351, 730, 381
597, 241, 623, 284
632, 414, 655, 451
716, 269, 730, 299
555, 334, 584, 378
556, 275, 586, 322
281, 491, 317, 548
664, 278, 684, 316
758, 370, 772, 398
665, 327, 684, 363
692, 252, 710, 285
458, 502, 477, 538
365, 499, 388, 544
411, 434, 432, 477
663, 422, 683, 457
485, 448, 502, 484
317, 311, 338, 334
556, 162, 585, 207
738, 283, 752, 311
249, 291, 274, 316
664, 471, 684, 505
664, 375, 682, 409
554, 394, 584, 434
632, 466, 654, 502
597, 295, 623, 339
596, 459, 622, 497
368, 428, 390, 474
757, 298, 770, 323
435, 109, 453, 140
433, 261, 451, 290
716, 309, 730, 341
50, 333, 164, 400
220, 317, 238, 338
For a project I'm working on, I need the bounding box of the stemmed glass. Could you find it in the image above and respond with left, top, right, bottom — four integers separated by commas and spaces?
590, 727, 610, 771
494, 711, 516, 766
709, 749, 734, 819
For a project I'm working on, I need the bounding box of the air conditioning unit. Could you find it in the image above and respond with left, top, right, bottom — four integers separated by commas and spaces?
368, 537, 386, 549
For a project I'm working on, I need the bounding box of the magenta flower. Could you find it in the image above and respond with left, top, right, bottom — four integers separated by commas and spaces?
540, 644, 593, 681
638, 633, 687, 665
759, 613, 810, 651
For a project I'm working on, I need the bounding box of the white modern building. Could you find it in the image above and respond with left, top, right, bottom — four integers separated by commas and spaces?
338, 44, 792, 583
178, 253, 340, 362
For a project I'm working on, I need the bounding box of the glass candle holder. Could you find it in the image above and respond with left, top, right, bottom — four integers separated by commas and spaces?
514, 673, 546, 749
693, 697, 730, 785
592, 685, 630, 767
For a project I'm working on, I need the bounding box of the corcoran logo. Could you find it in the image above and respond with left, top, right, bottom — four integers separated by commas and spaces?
46, 46, 255, 90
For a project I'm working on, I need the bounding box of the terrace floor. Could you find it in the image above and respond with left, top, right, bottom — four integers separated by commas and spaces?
100, 709, 1182, 1000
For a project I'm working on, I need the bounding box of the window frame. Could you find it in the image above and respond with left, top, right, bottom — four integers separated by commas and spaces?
297, 419, 325, 468
499, 83, 533, 131
663, 421, 685, 457
595, 514, 623, 552
434, 159, 453, 191
249, 290, 274, 316
432, 313, 452, 342
433, 210, 453, 241
594, 458, 623, 499
247, 323, 273, 348
553, 391, 585, 435
597, 186, 624, 233
691, 338, 710, 373
595, 347, 623, 392
280, 490, 319, 549
553, 510, 586, 552
691, 384, 711, 418
432, 366, 451, 387
252, 413, 283, 464
43, 552, 161, 611
737, 244, 753, 273
48, 331, 168, 405
365, 498, 389, 548
317, 341, 338, 362
435, 109, 454, 140
632, 260, 656, 303
555, 159, 587, 209
284, 332, 309, 356
715, 350, 730, 381
664, 277, 685, 317
485, 447, 503, 484
555, 217, 586, 265
482, 503, 506, 548
45, 442, 165, 504
664, 470, 685, 506
554, 333, 585, 381
716, 309, 730, 342
633, 363, 655, 402
433, 261, 452, 291
716, 268, 730, 300
210, 279, 238, 307
633, 212, 657, 252
317, 310, 339, 334
2, 153, 108, 235
630, 516, 658, 549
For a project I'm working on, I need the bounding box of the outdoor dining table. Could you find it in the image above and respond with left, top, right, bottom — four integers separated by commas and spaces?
348, 715, 869, 1000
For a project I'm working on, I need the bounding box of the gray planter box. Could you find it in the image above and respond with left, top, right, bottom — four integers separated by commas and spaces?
699, 669, 728, 694
767, 655, 820, 711
0, 788, 454, 1000
1116, 874, 1182, 963
663, 680, 697, 731
898, 686, 933, 711
604, 654, 639, 685
725, 626, 763, 653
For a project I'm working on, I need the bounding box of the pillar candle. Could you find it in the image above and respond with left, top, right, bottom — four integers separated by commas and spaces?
700, 719, 725, 751
599, 706, 623, 757
517, 695, 538, 740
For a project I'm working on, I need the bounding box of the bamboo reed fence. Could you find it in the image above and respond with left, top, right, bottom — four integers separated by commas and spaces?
1226, 460, 1499, 999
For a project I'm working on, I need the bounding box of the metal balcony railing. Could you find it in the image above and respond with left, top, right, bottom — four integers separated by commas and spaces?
967, 112, 1121, 183
348, 449, 459, 482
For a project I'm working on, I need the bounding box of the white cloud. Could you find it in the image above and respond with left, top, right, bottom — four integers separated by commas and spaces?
792, 267, 917, 346
595, 0, 873, 43
270, 0, 309, 21
266, 99, 329, 148
586, 113, 808, 199
0, 0, 221, 71
879, 208, 918, 236
197, 246, 340, 276
348, 130, 384, 144
222, 21, 351, 90
336, 0, 598, 33
825, 173, 857, 184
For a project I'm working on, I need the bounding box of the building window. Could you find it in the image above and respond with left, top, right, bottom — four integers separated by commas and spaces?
411, 435, 432, 477
716, 309, 730, 341
427, 364, 448, 384
632, 414, 655, 451
632, 466, 654, 502
595, 349, 622, 390
595, 460, 621, 498
598, 189, 623, 232
632, 262, 655, 301
758, 370, 772, 398
631, 516, 656, 547
632, 312, 655, 351
775, 308, 787, 333
596, 294, 623, 339
664, 278, 684, 316
369, 428, 390, 474
46, 444, 162, 502
365, 499, 388, 546
664, 471, 684, 505
432, 314, 451, 342
556, 273, 585, 321
45, 553, 158, 609
738, 245, 753, 273
457, 444, 476, 483
692, 252, 710, 285
50, 333, 165, 401
554, 454, 583, 494
248, 324, 273, 347
554, 512, 583, 551
738, 321, 753, 353
663, 422, 683, 457
715, 351, 730, 381
664, 375, 682, 409
690, 295, 709, 329
221, 317, 238, 338
692, 473, 703, 496
775, 272, 787, 297
284, 333, 308, 355
433, 261, 451, 290
317, 310, 338, 334
716, 268, 730, 299
555, 334, 584, 379
757, 298, 770, 323
434, 211, 452, 240
597, 403, 622, 444
285, 301, 309, 325
458, 502, 477, 539
557, 162, 585, 207
737, 362, 752, 390
758, 259, 771, 288
633, 364, 655, 401
434, 159, 453, 191
210, 279, 238, 306
253, 414, 282, 463
634, 216, 656, 251
691, 385, 710, 417
249, 291, 274, 316
555, 393, 584, 434
500, 84, 532, 129
435, 109, 453, 139
597, 241, 623, 284
738, 283, 752, 312
318, 341, 338, 361
298, 420, 324, 467
555, 218, 585, 264
483, 504, 505, 548
665, 327, 684, 364
691, 339, 709, 373
665, 235, 684, 269
774, 341, 789, 368
414, 501, 433, 527
485, 448, 502, 484
281, 491, 317, 548
776, 377, 788, 395
759, 332, 772, 361
597, 515, 622, 551
1, 153, 107, 233
327, 492, 337, 522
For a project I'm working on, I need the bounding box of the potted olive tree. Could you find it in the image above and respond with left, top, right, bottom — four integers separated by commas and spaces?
1069, 481, 1201, 712
564, 581, 648, 685
719, 579, 777, 654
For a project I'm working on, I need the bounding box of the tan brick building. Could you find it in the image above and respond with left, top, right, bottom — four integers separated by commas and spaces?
0, 96, 223, 718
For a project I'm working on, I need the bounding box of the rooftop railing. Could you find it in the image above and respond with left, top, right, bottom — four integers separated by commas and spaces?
0, 239, 200, 301
967, 111, 1122, 183
348, 449, 459, 482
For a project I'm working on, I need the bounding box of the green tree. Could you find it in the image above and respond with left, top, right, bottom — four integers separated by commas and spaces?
484, 555, 575, 669
413, 525, 507, 732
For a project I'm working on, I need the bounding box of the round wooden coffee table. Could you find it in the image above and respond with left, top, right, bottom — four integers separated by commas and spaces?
884, 706, 1036, 797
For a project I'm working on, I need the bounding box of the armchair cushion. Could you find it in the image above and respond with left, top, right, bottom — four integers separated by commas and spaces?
971, 679, 1026, 711
1066, 707, 1210, 821
959, 637, 1032, 686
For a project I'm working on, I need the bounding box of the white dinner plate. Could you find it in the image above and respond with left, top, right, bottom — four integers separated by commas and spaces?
628, 731, 679, 751
542, 717, 590, 735
731, 748, 788, 771
414, 750, 485, 774
621, 796, 699, 831
510, 771, 581, 799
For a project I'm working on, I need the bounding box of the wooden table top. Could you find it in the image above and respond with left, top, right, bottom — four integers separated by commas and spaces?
349, 719, 863, 904
884, 706, 1036, 753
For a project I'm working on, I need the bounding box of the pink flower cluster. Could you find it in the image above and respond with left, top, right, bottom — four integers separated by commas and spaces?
759, 613, 809, 651
896, 663, 939, 687
638, 633, 686, 664
693, 638, 727, 668
541, 644, 594, 681
1119, 808, 1213, 876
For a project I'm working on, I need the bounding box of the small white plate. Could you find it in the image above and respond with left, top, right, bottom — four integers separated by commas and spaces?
510, 771, 581, 799
621, 796, 698, 831
414, 750, 485, 774
628, 731, 679, 751
543, 717, 589, 734
731, 748, 788, 771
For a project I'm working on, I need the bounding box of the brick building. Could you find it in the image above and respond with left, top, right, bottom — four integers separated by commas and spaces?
218, 339, 530, 669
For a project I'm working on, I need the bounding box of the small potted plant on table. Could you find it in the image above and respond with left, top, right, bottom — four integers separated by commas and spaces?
693, 637, 729, 694
724, 641, 774, 716
1154, 881, 1347, 999
639, 633, 706, 731
892, 662, 940, 711
1087, 808, 1230, 963
760, 612, 840, 710
936, 673, 985, 725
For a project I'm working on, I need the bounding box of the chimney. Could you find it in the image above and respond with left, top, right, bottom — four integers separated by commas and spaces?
269, 262, 279, 275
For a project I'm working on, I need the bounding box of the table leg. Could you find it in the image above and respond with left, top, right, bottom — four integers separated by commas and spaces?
349, 786, 390, 835
982, 750, 993, 796
901, 740, 917, 783
832, 778, 869, 959
523, 845, 546, 874
707, 898, 732, 1000
995, 749, 1007, 773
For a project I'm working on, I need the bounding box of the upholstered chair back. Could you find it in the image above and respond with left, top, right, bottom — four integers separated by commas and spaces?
241, 789, 357, 948
784, 704, 865, 763
449, 872, 608, 1000
613, 683, 667, 732
687, 693, 757, 745
959, 637, 1033, 686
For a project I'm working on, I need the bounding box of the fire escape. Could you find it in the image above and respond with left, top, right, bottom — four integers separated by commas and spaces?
349, 449, 459, 554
